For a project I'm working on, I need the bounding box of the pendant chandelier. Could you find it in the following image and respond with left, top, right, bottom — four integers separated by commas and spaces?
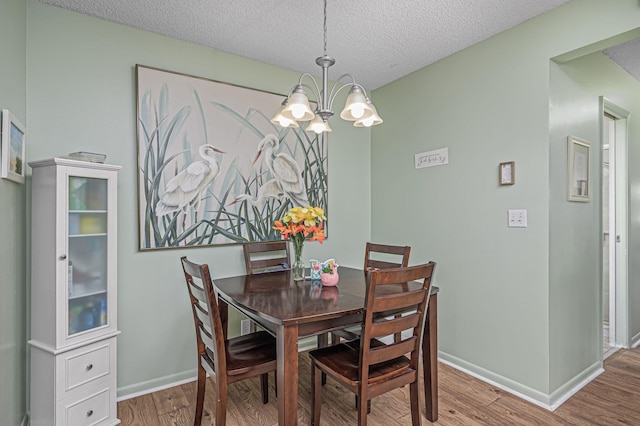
271, 0, 383, 134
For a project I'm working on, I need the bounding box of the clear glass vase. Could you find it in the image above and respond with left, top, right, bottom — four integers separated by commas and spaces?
292, 239, 305, 281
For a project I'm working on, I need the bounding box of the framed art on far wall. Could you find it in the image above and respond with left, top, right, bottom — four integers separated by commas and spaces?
567, 135, 590, 202
1, 109, 26, 184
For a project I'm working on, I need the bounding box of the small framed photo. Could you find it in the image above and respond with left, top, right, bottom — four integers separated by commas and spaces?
567, 135, 590, 202
1, 109, 26, 184
499, 161, 515, 185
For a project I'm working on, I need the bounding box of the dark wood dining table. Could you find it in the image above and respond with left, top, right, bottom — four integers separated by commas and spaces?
214, 266, 439, 426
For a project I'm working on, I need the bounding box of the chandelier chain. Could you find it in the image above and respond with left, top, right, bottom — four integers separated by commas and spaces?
323, 0, 327, 56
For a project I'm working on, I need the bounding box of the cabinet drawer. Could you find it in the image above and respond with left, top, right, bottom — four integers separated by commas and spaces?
55, 338, 117, 399
62, 387, 110, 426
64, 343, 111, 392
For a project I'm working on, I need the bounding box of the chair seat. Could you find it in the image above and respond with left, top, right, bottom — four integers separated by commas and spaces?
309, 339, 412, 386
204, 330, 277, 376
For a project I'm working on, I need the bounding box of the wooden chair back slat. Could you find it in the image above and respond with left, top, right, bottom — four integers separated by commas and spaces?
250, 258, 289, 271
370, 313, 420, 340
243, 241, 291, 274
194, 303, 209, 325
189, 282, 207, 303
200, 328, 215, 353
368, 337, 417, 365
367, 259, 404, 270
200, 357, 215, 376
367, 243, 411, 257
372, 290, 425, 313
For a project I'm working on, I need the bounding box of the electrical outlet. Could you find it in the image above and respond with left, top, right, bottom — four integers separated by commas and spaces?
241, 319, 251, 335
508, 209, 527, 228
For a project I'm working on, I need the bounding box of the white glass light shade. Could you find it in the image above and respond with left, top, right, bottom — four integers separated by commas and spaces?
271, 100, 300, 128
354, 103, 383, 127
340, 86, 373, 121
306, 115, 332, 133
277, 115, 300, 128
280, 85, 315, 121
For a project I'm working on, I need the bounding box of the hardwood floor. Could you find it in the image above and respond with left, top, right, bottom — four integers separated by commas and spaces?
117, 347, 640, 425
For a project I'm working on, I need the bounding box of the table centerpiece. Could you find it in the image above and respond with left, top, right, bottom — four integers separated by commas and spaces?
273, 206, 326, 280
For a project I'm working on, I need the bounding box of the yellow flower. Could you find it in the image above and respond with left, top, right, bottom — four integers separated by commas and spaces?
273, 205, 327, 245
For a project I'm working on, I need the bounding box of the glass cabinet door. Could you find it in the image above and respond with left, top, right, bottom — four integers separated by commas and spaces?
67, 176, 109, 336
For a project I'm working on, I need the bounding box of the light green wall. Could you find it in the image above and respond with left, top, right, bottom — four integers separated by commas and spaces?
0, 0, 27, 424
548, 59, 603, 395
25, 0, 370, 396
371, 0, 640, 404
551, 50, 640, 357
372, 13, 551, 397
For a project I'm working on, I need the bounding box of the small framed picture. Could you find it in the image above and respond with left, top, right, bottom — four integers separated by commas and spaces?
1, 109, 26, 184
499, 161, 515, 185
567, 135, 590, 202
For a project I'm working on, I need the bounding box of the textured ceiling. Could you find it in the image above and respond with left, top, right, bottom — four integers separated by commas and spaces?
38, 0, 573, 90
604, 38, 640, 82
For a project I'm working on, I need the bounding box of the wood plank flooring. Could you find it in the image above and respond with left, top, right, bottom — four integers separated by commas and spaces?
117, 347, 640, 425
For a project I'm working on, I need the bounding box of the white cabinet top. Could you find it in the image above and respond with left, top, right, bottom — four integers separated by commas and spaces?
29, 157, 122, 171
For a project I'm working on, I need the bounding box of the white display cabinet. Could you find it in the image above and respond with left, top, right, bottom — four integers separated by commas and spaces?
29, 158, 121, 426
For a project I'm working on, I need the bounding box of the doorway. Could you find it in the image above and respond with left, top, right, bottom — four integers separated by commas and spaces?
601, 97, 629, 358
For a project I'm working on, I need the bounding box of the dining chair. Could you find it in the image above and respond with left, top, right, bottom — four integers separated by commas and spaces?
332, 242, 412, 344
364, 242, 411, 270
309, 262, 436, 426
243, 241, 291, 332
180, 256, 277, 426
243, 241, 291, 274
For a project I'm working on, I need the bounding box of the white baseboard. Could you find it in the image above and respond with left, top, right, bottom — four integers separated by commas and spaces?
117, 370, 197, 401
631, 331, 640, 349
548, 362, 603, 410
439, 351, 603, 411
118, 338, 320, 401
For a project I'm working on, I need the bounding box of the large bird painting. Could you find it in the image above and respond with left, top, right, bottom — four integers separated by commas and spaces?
136, 65, 328, 250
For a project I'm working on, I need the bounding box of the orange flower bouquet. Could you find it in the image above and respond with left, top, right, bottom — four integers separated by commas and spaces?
273, 206, 326, 280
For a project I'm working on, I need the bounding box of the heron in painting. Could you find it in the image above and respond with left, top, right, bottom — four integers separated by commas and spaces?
155, 144, 225, 217
233, 134, 309, 208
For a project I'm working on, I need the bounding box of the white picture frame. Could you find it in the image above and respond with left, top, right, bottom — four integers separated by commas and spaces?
567, 135, 590, 202
1, 109, 26, 184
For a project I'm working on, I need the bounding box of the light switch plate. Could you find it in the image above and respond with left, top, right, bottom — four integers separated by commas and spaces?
508, 209, 527, 227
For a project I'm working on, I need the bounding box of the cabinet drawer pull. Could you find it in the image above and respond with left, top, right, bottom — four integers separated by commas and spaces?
86, 363, 93, 371
86, 409, 93, 417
